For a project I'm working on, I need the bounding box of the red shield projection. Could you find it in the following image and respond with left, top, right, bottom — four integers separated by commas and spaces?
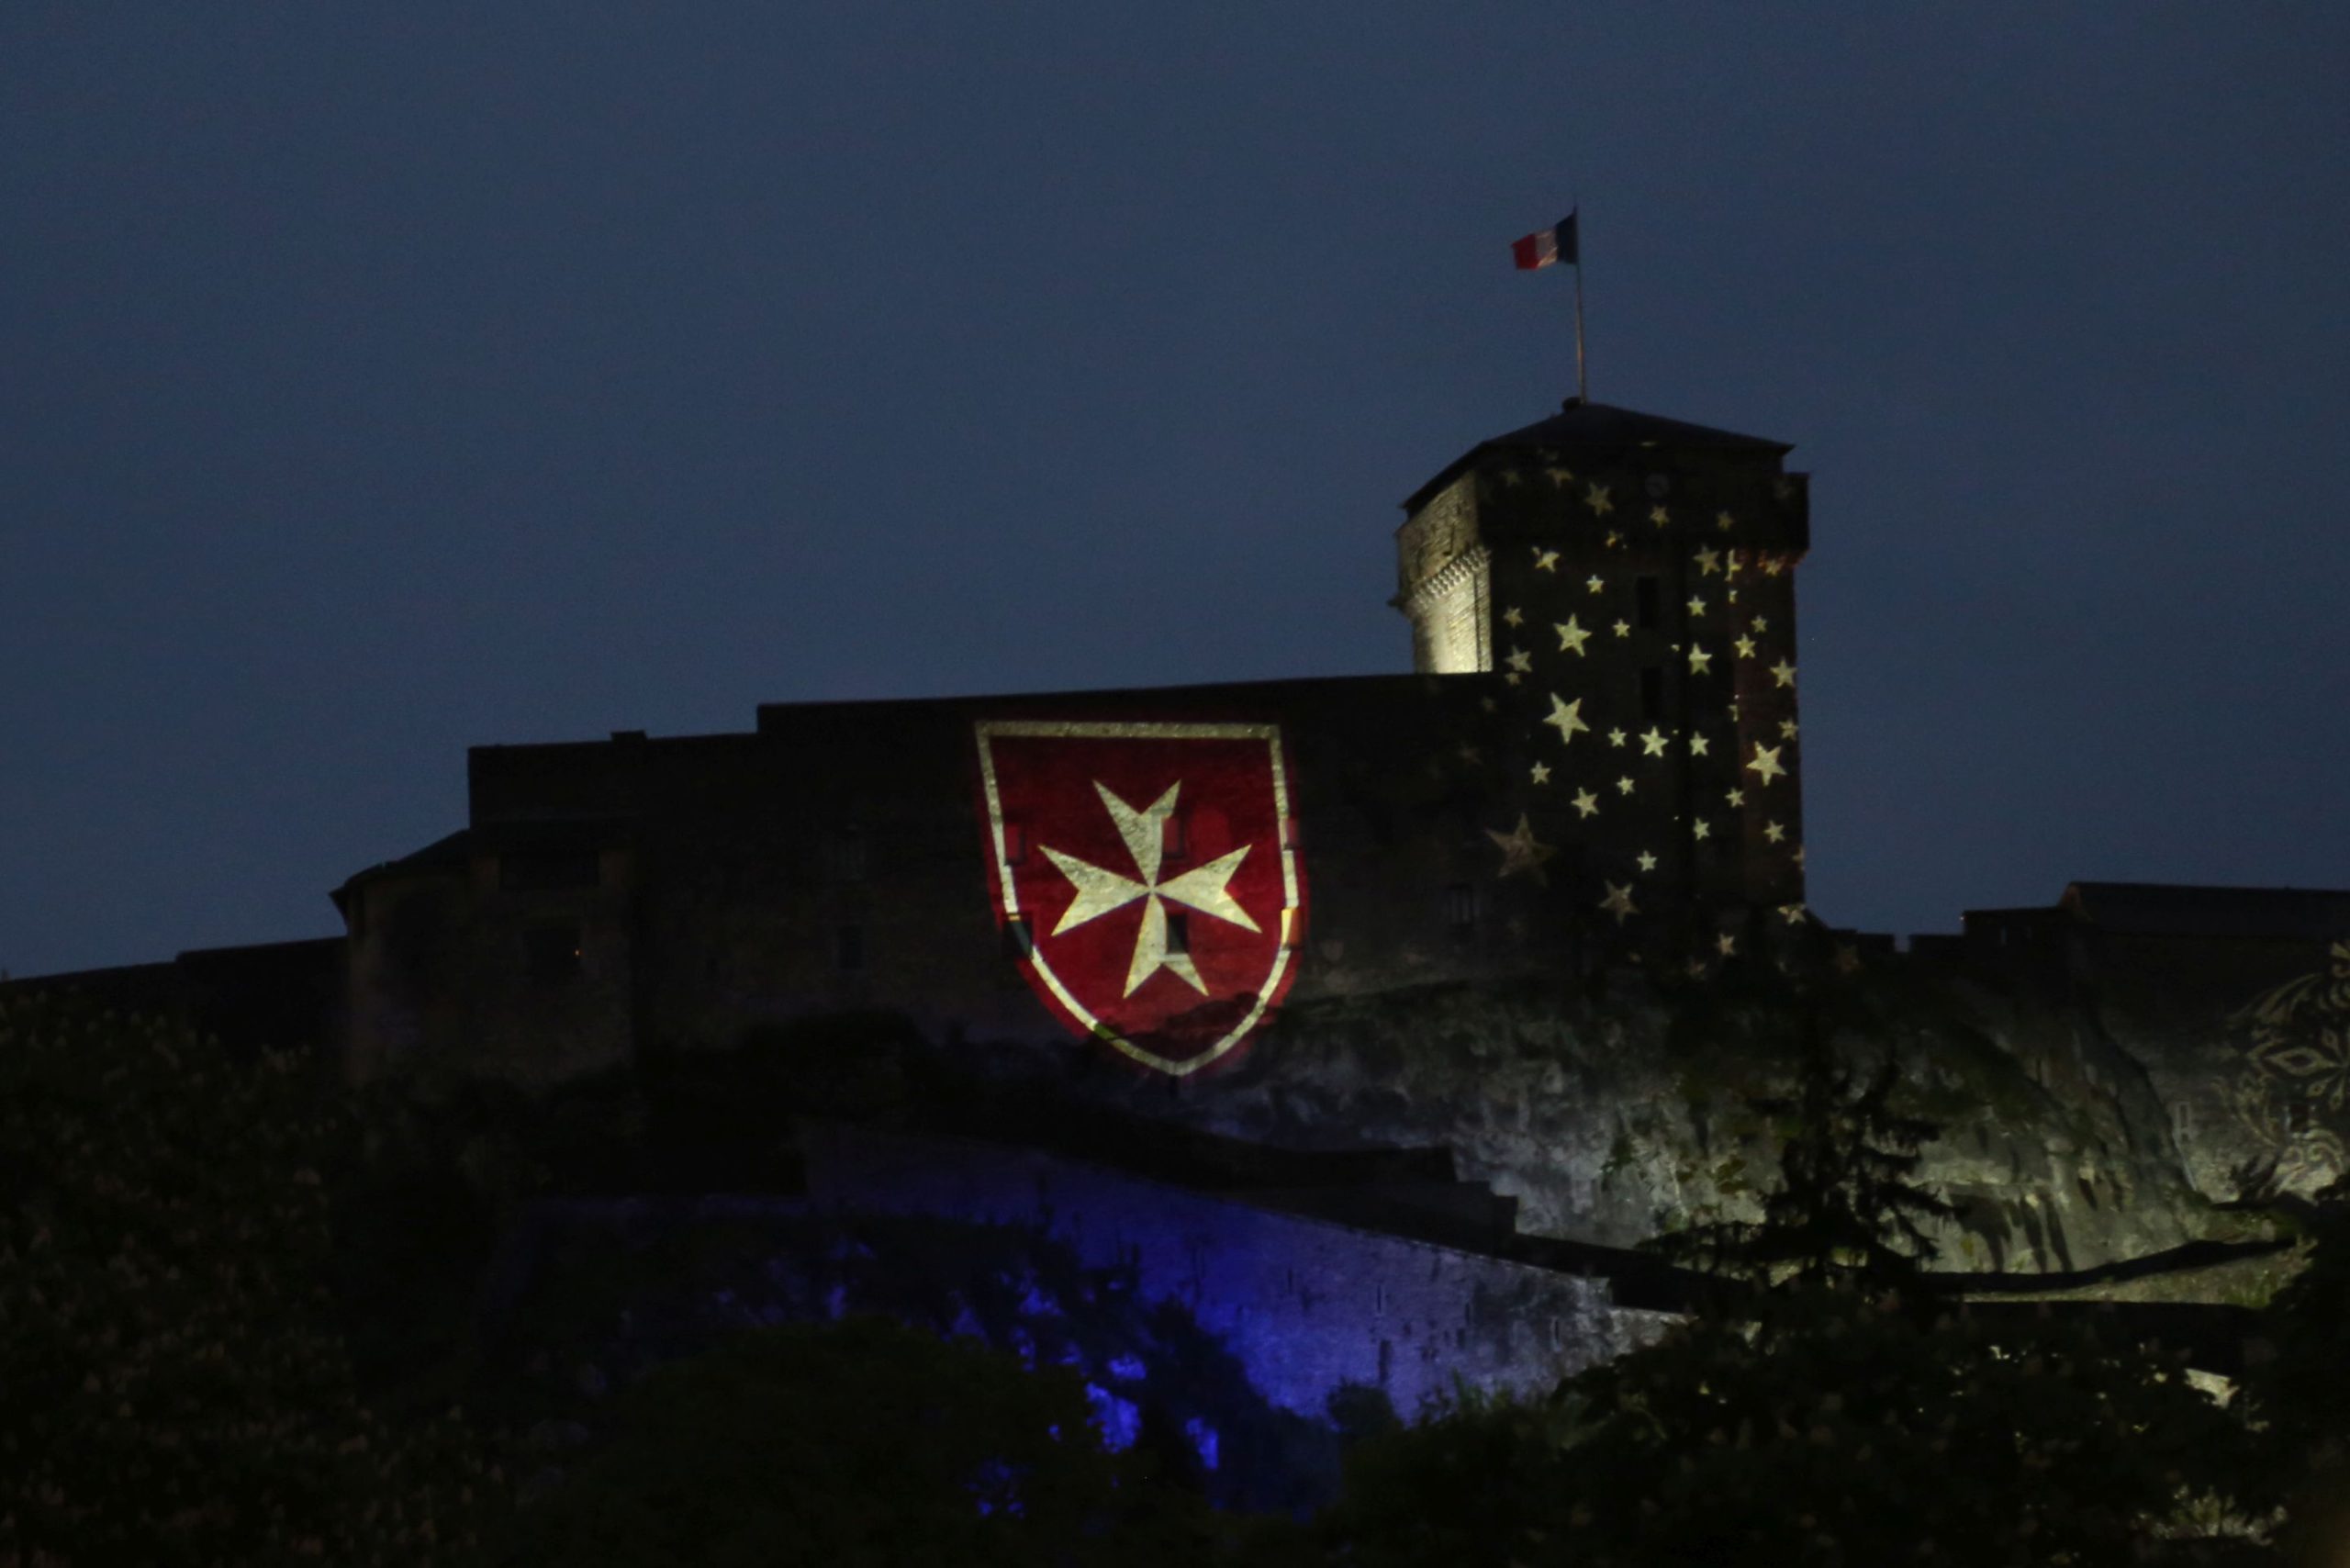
974, 720, 1304, 1075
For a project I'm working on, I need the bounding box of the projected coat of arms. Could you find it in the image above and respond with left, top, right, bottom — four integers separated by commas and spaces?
973, 720, 1304, 1075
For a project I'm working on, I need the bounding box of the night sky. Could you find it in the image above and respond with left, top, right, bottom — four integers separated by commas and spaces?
5, 6, 2345, 980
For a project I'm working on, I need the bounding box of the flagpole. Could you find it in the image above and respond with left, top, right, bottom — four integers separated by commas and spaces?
1572, 201, 1587, 402
1573, 254, 1588, 402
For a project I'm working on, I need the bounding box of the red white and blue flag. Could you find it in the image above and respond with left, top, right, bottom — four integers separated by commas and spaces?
1511, 210, 1579, 271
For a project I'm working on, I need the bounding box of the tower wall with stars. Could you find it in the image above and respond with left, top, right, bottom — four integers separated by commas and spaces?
1397, 408, 1810, 948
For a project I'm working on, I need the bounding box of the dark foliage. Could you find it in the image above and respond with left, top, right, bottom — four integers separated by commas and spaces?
0, 993, 499, 1567
1651, 990, 1954, 1294
2243, 1174, 2350, 1562
495, 1316, 1242, 1568
1314, 981, 2268, 1566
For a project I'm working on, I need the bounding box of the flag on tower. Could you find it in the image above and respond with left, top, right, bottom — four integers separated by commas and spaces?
1511, 210, 1579, 271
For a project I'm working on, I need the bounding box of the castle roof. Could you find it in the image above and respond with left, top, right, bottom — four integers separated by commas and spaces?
1402, 397, 1793, 514
2058, 881, 2350, 943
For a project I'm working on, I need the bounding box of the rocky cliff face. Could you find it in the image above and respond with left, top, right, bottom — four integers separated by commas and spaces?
989, 944, 2344, 1290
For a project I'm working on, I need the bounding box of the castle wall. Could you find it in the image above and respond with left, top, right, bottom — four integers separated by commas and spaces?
791, 1121, 1673, 1418
427, 673, 1606, 1081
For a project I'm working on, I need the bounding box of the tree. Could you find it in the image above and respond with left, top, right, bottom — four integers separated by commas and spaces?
493, 1316, 1237, 1568
2243, 1173, 2350, 1564
1315, 986, 2267, 1566
0, 992, 498, 1567
1653, 991, 1953, 1296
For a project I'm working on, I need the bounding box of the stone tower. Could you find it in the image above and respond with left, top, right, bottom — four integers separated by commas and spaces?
1395, 398, 1809, 945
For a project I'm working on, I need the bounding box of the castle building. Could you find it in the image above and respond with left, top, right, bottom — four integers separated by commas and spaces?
325, 398, 1811, 1088
11, 385, 2344, 1458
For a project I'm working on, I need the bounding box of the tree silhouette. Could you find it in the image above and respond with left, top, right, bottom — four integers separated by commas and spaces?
1654, 990, 1953, 1297
0, 992, 498, 1566
494, 1316, 1233, 1568
2243, 1172, 2350, 1562
1313, 984, 2268, 1566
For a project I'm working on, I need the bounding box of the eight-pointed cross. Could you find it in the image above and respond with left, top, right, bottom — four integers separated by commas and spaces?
1042, 781, 1259, 998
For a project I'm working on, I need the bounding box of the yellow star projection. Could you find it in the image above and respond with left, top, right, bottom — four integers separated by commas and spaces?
1543, 694, 1591, 746
1486, 814, 1558, 881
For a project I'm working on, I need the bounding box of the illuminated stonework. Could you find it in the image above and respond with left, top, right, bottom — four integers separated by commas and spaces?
974, 720, 1304, 1076
1393, 398, 1809, 952
1398, 547, 1493, 674
1396, 481, 1492, 674
2227, 938, 2350, 1193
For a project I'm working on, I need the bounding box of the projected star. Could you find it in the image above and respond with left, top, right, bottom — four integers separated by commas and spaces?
1608, 728, 1627, 747
1546, 466, 1573, 486
1616, 776, 1635, 795
1554, 617, 1592, 655
1639, 727, 1669, 757
1716, 510, 1735, 532
1746, 745, 1787, 786
1042, 781, 1258, 998
1636, 851, 1658, 873
1543, 694, 1591, 746
1586, 575, 1606, 594
1717, 933, 1738, 957
1586, 482, 1615, 515
1648, 504, 1669, 527
1504, 606, 1524, 628
1571, 789, 1599, 819
1688, 733, 1710, 757
1534, 547, 1560, 572
1687, 644, 1713, 674
1486, 814, 1557, 881
1686, 594, 1707, 617
1598, 882, 1638, 924
1764, 820, 1786, 844
1530, 761, 1551, 785
1612, 620, 1630, 637
1505, 647, 1532, 674
1734, 635, 1757, 659
1694, 546, 1722, 577
1771, 659, 1796, 689
1779, 719, 1799, 739
1693, 818, 1711, 840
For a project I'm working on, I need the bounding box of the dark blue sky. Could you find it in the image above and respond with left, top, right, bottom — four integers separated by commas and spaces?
5, 5, 2345, 977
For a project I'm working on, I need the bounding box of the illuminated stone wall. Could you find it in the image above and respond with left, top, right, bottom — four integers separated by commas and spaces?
793, 1121, 1673, 1418
483, 1120, 1673, 1464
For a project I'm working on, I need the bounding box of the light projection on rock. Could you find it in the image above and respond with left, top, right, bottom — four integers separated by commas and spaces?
973, 721, 1304, 1076
2228, 938, 2350, 1193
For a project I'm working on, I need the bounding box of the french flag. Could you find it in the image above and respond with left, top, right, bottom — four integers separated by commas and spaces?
1511, 210, 1579, 271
